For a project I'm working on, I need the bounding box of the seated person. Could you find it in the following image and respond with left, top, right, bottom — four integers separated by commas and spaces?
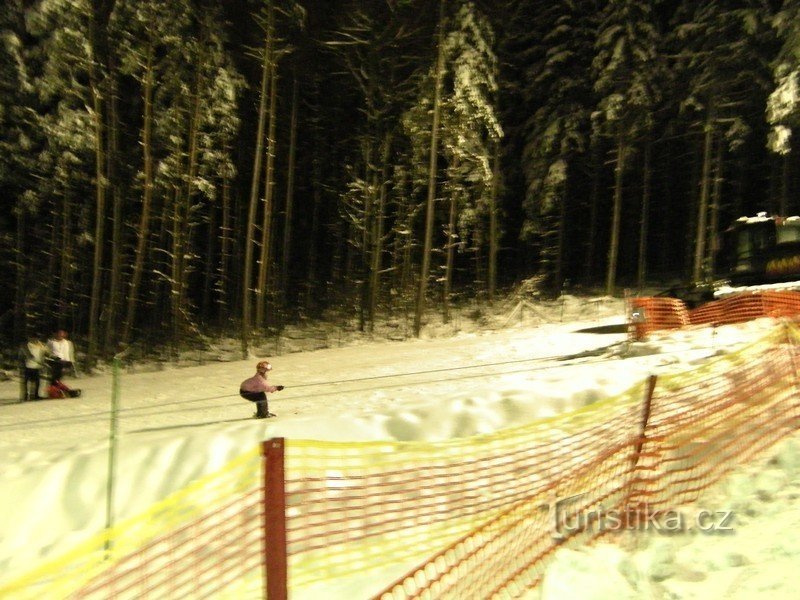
47, 379, 81, 399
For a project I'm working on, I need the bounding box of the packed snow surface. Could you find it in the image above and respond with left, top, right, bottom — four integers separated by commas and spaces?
0, 296, 797, 598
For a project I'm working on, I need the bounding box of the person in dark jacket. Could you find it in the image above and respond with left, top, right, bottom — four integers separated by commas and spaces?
239, 360, 285, 418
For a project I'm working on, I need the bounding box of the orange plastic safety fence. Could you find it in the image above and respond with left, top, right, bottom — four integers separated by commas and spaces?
690, 290, 800, 326
282, 385, 645, 595
628, 291, 800, 340
628, 297, 690, 339
628, 328, 800, 512
370, 325, 800, 599
0, 448, 264, 600
72, 488, 263, 599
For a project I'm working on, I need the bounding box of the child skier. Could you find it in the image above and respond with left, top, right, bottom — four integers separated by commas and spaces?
239, 360, 285, 418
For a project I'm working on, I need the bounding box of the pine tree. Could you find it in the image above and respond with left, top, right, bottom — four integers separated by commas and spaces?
439, 1, 502, 317
671, 0, 777, 280
592, 0, 662, 295
508, 0, 598, 295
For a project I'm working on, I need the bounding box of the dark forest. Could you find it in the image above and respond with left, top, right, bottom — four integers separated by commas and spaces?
2, 0, 799, 364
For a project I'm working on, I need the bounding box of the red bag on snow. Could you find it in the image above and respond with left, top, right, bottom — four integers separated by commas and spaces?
47, 381, 81, 398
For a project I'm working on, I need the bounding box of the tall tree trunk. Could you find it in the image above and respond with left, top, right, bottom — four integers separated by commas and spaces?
637, 138, 652, 291
389, 168, 409, 303
14, 206, 26, 341
443, 181, 457, 323
368, 132, 391, 330
202, 199, 217, 321
256, 61, 279, 329
657, 147, 671, 273
304, 140, 323, 311
359, 138, 374, 332
584, 137, 602, 284
414, 0, 446, 337
170, 190, 182, 352
707, 135, 724, 274
605, 135, 625, 296
86, 0, 115, 362
104, 75, 122, 355
218, 153, 233, 323
172, 53, 205, 343
281, 74, 298, 305
780, 153, 790, 216
58, 186, 72, 324
692, 109, 714, 282
123, 50, 155, 346
87, 66, 107, 367
555, 165, 568, 295
242, 1, 273, 357
44, 196, 60, 321
488, 141, 500, 303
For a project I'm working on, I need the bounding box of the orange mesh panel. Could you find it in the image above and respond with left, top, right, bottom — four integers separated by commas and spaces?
370, 325, 800, 599
689, 291, 800, 326
760, 290, 800, 319
687, 299, 724, 326
0, 448, 264, 600
282, 384, 647, 594
627, 330, 800, 512
72, 489, 263, 599
629, 297, 690, 340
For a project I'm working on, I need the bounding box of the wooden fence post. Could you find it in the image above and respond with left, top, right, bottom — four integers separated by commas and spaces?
634, 375, 657, 462
624, 375, 657, 517
263, 438, 288, 600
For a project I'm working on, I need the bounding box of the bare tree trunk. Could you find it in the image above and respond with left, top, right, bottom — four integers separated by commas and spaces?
389, 167, 409, 303
171, 54, 205, 343
256, 61, 279, 329
104, 76, 122, 355
123, 50, 155, 346
488, 141, 500, 303
170, 191, 181, 351
707, 135, 724, 274
368, 132, 391, 329
584, 137, 602, 284
692, 109, 714, 282
242, 1, 273, 357
14, 206, 26, 341
780, 153, 790, 216
637, 138, 652, 291
202, 199, 217, 321
358, 138, 374, 332
87, 62, 107, 366
414, 0, 446, 337
58, 186, 72, 323
43, 197, 60, 320
605, 135, 625, 296
281, 74, 298, 305
443, 182, 457, 323
304, 142, 322, 311
555, 167, 568, 295
218, 154, 233, 323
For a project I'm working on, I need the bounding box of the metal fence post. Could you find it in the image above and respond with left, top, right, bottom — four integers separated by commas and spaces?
263, 438, 288, 600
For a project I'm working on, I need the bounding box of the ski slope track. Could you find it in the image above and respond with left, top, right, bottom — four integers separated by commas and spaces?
0, 296, 798, 598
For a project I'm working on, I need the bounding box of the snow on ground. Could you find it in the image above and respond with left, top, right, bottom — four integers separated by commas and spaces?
0, 295, 797, 598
